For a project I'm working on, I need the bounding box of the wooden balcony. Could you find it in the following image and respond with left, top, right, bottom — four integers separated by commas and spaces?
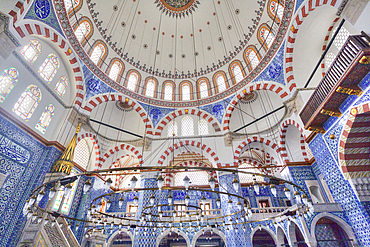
300, 35, 370, 133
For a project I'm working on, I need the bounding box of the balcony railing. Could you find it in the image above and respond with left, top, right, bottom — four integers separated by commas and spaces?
300, 35, 370, 132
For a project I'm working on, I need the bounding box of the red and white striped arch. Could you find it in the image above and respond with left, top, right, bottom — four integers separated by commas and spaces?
157, 140, 221, 168
98, 143, 143, 169
81, 93, 154, 136
234, 136, 286, 166
239, 148, 277, 174
320, 17, 340, 77
285, 0, 338, 91
162, 161, 217, 187
109, 155, 140, 188
280, 119, 308, 162
8, 1, 33, 26
77, 132, 100, 168
339, 102, 370, 180
11, 22, 85, 108
154, 108, 221, 136
222, 81, 289, 131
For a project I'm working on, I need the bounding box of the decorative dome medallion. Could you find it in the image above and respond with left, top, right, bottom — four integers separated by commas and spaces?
155, 0, 200, 17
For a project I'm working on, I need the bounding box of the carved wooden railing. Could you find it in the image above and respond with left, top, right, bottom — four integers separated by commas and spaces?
300, 35, 370, 132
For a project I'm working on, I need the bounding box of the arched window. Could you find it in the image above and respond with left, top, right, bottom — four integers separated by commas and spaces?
90, 42, 107, 66
198, 79, 209, 98
74, 19, 92, 44
13, 85, 41, 121
167, 121, 178, 137
332, 26, 350, 50
145, 78, 156, 98
74, 138, 94, 170
126, 71, 139, 91
0, 68, 19, 103
20, 39, 41, 64
55, 76, 68, 97
35, 104, 55, 134
174, 171, 209, 186
215, 73, 227, 92
244, 46, 261, 71
181, 82, 192, 101
198, 119, 209, 135
268, 0, 284, 23
108, 60, 124, 82
258, 24, 275, 50
64, 0, 82, 14
181, 116, 194, 136
229, 62, 244, 84
39, 54, 60, 83
164, 82, 174, 100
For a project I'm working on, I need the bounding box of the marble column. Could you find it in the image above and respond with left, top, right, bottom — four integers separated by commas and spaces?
219, 173, 252, 247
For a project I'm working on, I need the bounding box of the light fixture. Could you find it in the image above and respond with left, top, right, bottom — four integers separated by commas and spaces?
294, 191, 302, 204
168, 193, 173, 204
185, 194, 190, 206
106, 199, 112, 210
183, 176, 190, 190
105, 178, 113, 190
119, 197, 124, 208
36, 189, 45, 203
130, 176, 138, 191
49, 186, 57, 199
270, 184, 277, 197
83, 180, 92, 194
232, 177, 239, 192
284, 187, 291, 200
209, 177, 216, 191
216, 198, 221, 208
64, 183, 73, 195
133, 195, 138, 205
253, 181, 260, 195
157, 175, 164, 190
149, 194, 155, 205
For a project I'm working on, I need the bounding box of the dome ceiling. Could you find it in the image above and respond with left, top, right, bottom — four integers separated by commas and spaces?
87, 0, 265, 78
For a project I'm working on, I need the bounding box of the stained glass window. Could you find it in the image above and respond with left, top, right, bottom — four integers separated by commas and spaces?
64, 0, 80, 12
182, 83, 191, 101
269, 0, 284, 22
164, 82, 173, 100
20, 39, 41, 64
0, 68, 18, 103
54, 76, 68, 97
90, 43, 105, 65
145, 79, 155, 97
199, 80, 209, 98
13, 85, 41, 121
52, 169, 79, 215
35, 104, 55, 134
167, 121, 178, 137
74, 20, 91, 43
245, 48, 260, 70
39, 54, 60, 83
231, 63, 243, 83
198, 119, 209, 135
259, 26, 274, 48
109, 60, 123, 81
333, 26, 350, 50
181, 116, 194, 136
215, 73, 227, 92
127, 72, 138, 91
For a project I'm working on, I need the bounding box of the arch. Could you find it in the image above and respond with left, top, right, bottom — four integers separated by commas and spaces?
197, 77, 211, 99
212, 71, 229, 94
222, 81, 289, 131
280, 119, 308, 163
257, 23, 275, 51
82, 94, 154, 136
276, 225, 290, 247
55, 75, 69, 97
162, 80, 175, 100
109, 155, 140, 188
243, 45, 262, 72
38, 53, 60, 83
64, 0, 83, 17
72, 16, 93, 47
287, 220, 310, 247
99, 143, 143, 168
285, 0, 337, 92
106, 228, 134, 247
35, 104, 55, 134
251, 226, 277, 246
310, 212, 359, 246
0, 67, 19, 103
106, 58, 125, 82
20, 39, 41, 64
239, 147, 278, 175
143, 77, 158, 98
179, 80, 193, 101
88, 40, 108, 67
157, 140, 221, 168
13, 22, 85, 109
154, 108, 221, 136
191, 227, 227, 247
228, 60, 245, 85
267, 0, 284, 23
76, 132, 100, 169
234, 136, 286, 166
13, 85, 41, 121
320, 17, 341, 77
124, 69, 141, 92
156, 229, 190, 247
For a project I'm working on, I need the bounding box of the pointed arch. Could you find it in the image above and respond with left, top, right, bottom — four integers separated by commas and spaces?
156, 229, 190, 247
35, 104, 55, 134
243, 45, 262, 72
13, 85, 41, 121
191, 227, 227, 247
228, 60, 245, 85
280, 119, 308, 163
82, 94, 154, 136
39, 53, 60, 83
213, 71, 229, 93
154, 108, 221, 136
222, 81, 289, 131
20, 39, 41, 64
162, 80, 175, 100
157, 140, 221, 168
88, 40, 108, 67
64, 0, 83, 17
106, 58, 125, 83
72, 16, 93, 47
54, 75, 68, 97
179, 80, 193, 101
99, 143, 143, 168
267, 0, 284, 23
76, 132, 100, 170
251, 226, 278, 245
